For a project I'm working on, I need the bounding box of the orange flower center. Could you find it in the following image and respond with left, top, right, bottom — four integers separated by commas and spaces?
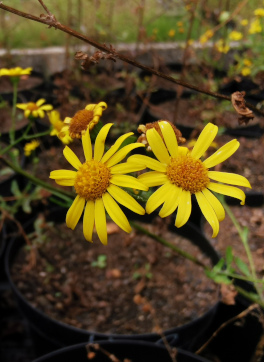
74, 159, 111, 201
27, 102, 39, 111
69, 109, 94, 139
166, 154, 209, 194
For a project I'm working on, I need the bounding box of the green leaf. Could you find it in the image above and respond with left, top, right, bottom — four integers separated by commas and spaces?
11, 180, 21, 197
213, 258, 225, 273
235, 257, 251, 277
241, 227, 249, 242
213, 275, 232, 285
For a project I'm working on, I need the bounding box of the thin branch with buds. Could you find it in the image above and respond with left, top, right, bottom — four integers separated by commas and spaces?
0, 2, 263, 118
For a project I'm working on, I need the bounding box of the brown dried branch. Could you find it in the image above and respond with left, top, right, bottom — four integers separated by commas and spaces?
231, 91, 254, 125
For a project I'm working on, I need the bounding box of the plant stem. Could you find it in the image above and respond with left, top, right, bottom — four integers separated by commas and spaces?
2, 157, 74, 202
131, 221, 208, 269
10, 79, 18, 143
222, 199, 264, 302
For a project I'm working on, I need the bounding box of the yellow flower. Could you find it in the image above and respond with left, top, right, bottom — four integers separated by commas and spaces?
128, 122, 251, 238
0, 67, 32, 77
240, 19, 248, 26
241, 67, 251, 76
50, 124, 148, 245
215, 39, 230, 53
48, 110, 73, 145
16, 99, 53, 119
177, 21, 183, 27
254, 8, 264, 17
168, 29, 176, 37
243, 59, 252, 66
228, 31, 243, 41
249, 18, 262, 34
24, 140, 40, 156
199, 30, 214, 44
60, 102, 107, 139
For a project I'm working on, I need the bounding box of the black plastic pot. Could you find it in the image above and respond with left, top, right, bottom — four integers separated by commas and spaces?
33, 340, 210, 362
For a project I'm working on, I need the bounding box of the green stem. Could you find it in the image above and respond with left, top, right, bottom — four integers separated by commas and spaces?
234, 285, 264, 308
131, 221, 209, 269
10, 79, 19, 143
2, 157, 74, 202
222, 199, 263, 302
1, 123, 32, 156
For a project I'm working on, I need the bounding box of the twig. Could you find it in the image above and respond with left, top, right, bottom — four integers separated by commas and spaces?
0, 3, 263, 116
195, 303, 260, 355
38, 0, 52, 16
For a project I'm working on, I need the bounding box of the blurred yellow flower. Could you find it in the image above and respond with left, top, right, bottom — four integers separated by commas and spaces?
229, 31, 243, 41
243, 59, 252, 67
177, 21, 183, 27
17, 99, 53, 119
0, 67, 32, 78
48, 110, 73, 145
249, 18, 262, 34
241, 67, 251, 76
24, 140, 40, 156
215, 39, 230, 53
240, 19, 248, 26
199, 30, 214, 44
60, 102, 107, 139
168, 29, 176, 37
254, 8, 264, 17
50, 124, 147, 245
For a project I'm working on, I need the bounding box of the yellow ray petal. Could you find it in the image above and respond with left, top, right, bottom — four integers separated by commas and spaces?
208, 182, 246, 205
63, 146, 82, 170
195, 191, 219, 238
146, 182, 171, 214
66, 195, 85, 230
50, 170, 76, 180
191, 123, 218, 160
138, 171, 168, 187
101, 132, 134, 163
159, 121, 178, 158
201, 188, 225, 221
82, 130, 92, 161
159, 185, 182, 218
203, 139, 239, 169
103, 192, 131, 233
25, 110, 31, 118
127, 155, 167, 172
146, 128, 171, 164
208, 171, 251, 188
110, 162, 146, 174
83, 200, 95, 242
94, 123, 113, 162
95, 198, 107, 245
55, 179, 75, 186
16, 104, 27, 110
175, 190, 192, 228
107, 184, 145, 215
41, 105, 53, 111
110, 175, 148, 191
106, 143, 145, 168
36, 99, 46, 107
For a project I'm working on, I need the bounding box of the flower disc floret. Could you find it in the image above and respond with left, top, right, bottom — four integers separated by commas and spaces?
74, 160, 111, 201
167, 155, 209, 194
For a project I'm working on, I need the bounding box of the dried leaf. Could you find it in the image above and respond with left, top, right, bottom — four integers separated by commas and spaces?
221, 283, 237, 305
231, 91, 254, 125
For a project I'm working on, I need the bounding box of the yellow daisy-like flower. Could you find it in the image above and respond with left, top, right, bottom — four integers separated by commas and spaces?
240, 19, 248, 26
228, 31, 243, 41
215, 39, 230, 54
199, 30, 214, 44
16, 99, 53, 119
128, 121, 251, 238
254, 8, 264, 17
50, 124, 148, 245
24, 140, 40, 156
60, 102, 107, 139
0, 67, 32, 77
241, 67, 251, 76
168, 29, 176, 37
48, 110, 73, 145
249, 18, 262, 34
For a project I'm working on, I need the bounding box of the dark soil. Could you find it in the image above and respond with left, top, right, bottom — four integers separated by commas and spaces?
10, 217, 219, 335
